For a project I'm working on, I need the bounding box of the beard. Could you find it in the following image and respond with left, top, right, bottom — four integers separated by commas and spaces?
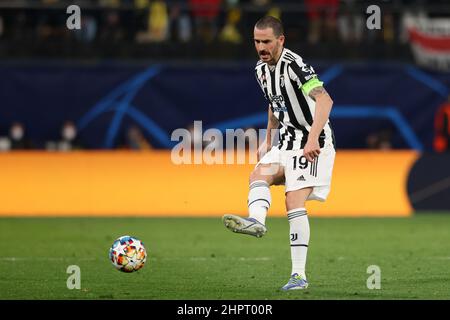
259, 45, 280, 65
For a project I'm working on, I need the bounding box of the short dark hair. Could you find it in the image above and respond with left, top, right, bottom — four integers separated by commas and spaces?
255, 16, 284, 37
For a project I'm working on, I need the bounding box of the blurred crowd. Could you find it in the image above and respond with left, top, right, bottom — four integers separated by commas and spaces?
2, 114, 450, 151
1, 0, 449, 152
0, 0, 449, 59
434, 96, 450, 153
0, 121, 154, 151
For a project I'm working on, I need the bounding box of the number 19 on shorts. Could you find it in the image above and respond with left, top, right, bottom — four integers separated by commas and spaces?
292, 155, 318, 178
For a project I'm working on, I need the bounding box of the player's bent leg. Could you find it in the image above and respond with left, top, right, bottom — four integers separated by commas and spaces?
249, 162, 285, 186
281, 187, 313, 290
247, 163, 284, 225
222, 164, 284, 238
222, 214, 267, 238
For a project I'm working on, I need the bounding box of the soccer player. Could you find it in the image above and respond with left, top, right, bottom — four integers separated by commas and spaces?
222, 16, 336, 290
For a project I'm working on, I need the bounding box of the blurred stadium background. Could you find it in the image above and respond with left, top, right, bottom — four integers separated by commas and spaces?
0, 0, 449, 217
1, 0, 450, 301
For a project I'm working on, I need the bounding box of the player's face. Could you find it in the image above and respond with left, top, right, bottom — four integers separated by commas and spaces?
254, 27, 285, 65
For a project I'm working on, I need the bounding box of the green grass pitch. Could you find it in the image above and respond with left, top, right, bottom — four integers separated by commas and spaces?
0, 214, 449, 300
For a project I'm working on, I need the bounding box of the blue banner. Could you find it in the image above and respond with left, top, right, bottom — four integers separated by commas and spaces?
1, 62, 449, 150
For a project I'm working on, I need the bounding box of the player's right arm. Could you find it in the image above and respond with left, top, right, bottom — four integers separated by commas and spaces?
258, 106, 279, 161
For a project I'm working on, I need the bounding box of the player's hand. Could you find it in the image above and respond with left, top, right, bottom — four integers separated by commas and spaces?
303, 138, 320, 162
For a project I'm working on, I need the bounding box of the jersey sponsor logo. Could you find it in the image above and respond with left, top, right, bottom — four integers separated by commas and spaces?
273, 106, 287, 112
269, 93, 284, 104
269, 93, 287, 112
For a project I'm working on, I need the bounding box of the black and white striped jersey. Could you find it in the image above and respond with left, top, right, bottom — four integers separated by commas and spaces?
255, 48, 335, 150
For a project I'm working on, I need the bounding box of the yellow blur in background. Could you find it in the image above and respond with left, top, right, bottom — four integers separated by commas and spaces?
0, 151, 418, 217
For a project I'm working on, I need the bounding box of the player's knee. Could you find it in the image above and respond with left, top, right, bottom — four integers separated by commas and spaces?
249, 167, 271, 185
249, 169, 262, 184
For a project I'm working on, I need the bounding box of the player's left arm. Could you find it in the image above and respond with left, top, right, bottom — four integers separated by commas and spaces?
303, 83, 333, 162
288, 59, 333, 162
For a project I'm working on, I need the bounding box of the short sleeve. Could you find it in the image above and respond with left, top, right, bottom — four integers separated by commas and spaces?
288, 57, 321, 82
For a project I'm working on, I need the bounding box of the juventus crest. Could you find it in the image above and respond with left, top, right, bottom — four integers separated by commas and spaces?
261, 73, 267, 88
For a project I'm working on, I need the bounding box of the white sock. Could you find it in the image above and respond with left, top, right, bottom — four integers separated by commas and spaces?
287, 208, 310, 279
247, 180, 271, 225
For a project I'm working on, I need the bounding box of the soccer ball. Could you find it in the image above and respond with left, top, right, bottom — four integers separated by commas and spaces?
109, 235, 147, 273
